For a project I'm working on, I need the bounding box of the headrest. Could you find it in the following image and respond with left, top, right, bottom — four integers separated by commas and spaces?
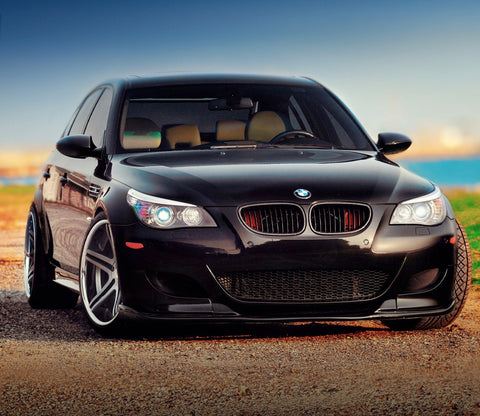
165, 124, 201, 149
246, 111, 286, 142
216, 120, 246, 141
122, 117, 161, 150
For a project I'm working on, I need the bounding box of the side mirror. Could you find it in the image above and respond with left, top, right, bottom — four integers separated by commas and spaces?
377, 132, 412, 155
56, 135, 102, 159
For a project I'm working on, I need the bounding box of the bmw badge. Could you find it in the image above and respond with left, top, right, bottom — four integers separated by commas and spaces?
294, 189, 311, 199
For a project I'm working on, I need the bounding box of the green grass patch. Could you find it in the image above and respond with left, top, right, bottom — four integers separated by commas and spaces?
0, 185, 35, 229
0, 185, 36, 196
445, 190, 480, 285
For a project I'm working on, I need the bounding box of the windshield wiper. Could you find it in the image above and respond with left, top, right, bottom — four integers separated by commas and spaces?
210, 144, 258, 149
270, 144, 335, 150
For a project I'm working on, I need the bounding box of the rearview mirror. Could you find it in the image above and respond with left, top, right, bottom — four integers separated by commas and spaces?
377, 132, 412, 155
56, 135, 102, 159
208, 97, 253, 111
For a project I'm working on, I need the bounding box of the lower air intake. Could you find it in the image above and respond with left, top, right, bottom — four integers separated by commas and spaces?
215, 269, 390, 302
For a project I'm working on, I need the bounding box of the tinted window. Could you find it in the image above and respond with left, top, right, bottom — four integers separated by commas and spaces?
120, 84, 374, 152
69, 89, 103, 136
84, 88, 113, 147
62, 107, 80, 137
126, 101, 250, 133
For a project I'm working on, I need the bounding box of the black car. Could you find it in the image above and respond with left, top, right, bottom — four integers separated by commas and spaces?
25, 74, 471, 333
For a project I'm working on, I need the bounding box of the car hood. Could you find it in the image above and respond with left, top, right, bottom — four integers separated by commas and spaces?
114, 148, 434, 206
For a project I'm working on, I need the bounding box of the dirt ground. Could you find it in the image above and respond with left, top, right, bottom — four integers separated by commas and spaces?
1, 229, 480, 415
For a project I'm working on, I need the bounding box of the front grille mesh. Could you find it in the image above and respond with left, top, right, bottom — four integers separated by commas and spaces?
240, 204, 304, 234
311, 204, 370, 233
215, 269, 390, 302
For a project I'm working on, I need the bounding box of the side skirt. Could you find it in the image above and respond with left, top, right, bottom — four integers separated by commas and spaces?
54, 267, 80, 293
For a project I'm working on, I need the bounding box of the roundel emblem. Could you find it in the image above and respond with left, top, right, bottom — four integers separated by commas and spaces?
294, 189, 311, 199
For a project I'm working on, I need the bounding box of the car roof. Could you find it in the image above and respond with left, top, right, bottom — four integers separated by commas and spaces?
101, 73, 323, 91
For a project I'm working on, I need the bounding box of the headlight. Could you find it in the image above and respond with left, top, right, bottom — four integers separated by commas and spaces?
127, 189, 216, 229
390, 186, 446, 226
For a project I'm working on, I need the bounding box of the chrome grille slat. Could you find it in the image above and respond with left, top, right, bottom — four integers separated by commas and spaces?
240, 204, 304, 235
311, 204, 370, 234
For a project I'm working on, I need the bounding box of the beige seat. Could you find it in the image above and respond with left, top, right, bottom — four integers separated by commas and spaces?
122, 118, 162, 150
246, 111, 287, 142
216, 120, 246, 141
165, 125, 202, 149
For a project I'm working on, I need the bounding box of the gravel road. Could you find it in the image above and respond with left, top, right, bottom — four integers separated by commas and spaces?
1, 230, 480, 415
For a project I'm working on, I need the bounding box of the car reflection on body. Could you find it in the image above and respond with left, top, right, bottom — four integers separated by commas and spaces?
24, 74, 471, 334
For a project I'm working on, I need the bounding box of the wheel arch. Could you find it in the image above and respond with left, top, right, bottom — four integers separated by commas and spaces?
31, 190, 52, 258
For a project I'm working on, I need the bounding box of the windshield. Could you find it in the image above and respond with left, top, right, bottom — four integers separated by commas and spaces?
119, 84, 374, 153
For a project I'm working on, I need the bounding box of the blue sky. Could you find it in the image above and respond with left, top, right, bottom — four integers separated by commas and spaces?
1, 0, 479, 152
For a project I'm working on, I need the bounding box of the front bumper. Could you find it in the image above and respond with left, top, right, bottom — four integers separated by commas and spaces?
111, 205, 457, 322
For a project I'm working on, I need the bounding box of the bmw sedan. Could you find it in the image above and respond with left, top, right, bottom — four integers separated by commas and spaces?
24, 74, 471, 333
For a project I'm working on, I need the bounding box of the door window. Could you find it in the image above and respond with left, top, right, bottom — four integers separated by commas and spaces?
69, 89, 103, 136
84, 89, 113, 148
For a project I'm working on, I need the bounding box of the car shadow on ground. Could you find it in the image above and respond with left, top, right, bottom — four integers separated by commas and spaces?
0, 290, 388, 343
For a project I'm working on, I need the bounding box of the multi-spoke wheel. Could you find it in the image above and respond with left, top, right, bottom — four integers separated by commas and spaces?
80, 213, 122, 329
24, 209, 37, 301
24, 205, 79, 308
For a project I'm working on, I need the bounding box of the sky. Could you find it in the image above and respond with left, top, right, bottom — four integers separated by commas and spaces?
0, 0, 479, 156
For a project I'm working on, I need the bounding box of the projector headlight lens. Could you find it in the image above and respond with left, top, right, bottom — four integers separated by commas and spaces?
152, 206, 174, 227
127, 189, 216, 229
391, 186, 446, 226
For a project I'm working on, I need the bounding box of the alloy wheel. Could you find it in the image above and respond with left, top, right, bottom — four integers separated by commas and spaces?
24, 210, 36, 298
80, 219, 121, 327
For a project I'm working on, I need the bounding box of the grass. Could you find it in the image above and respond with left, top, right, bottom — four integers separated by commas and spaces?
444, 190, 480, 284
0, 185, 35, 230
0, 185, 478, 283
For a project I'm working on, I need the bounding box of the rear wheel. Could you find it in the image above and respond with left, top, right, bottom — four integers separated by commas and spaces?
79, 213, 122, 332
382, 219, 471, 330
24, 206, 79, 308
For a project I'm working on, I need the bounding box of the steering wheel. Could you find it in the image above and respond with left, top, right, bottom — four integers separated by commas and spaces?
269, 130, 316, 144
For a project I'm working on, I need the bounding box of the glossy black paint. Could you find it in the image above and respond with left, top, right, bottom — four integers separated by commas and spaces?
377, 132, 412, 155
56, 135, 101, 159
32, 74, 458, 323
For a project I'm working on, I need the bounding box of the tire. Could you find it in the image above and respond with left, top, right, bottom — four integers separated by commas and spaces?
79, 212, 123, 332
382, 219, 472, 330
24, 205, 79, 309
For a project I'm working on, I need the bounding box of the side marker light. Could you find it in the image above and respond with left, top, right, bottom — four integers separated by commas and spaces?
126, 242, 144, 249
449, 236, 456, 245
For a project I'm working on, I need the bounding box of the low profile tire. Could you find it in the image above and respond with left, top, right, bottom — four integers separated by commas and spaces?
79, 213, 123, 332
24, 206, 79, 309
382, 219, 472, 331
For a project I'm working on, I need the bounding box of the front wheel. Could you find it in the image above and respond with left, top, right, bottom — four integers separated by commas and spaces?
381, 219, 472, 330
79, 213, 123, 332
